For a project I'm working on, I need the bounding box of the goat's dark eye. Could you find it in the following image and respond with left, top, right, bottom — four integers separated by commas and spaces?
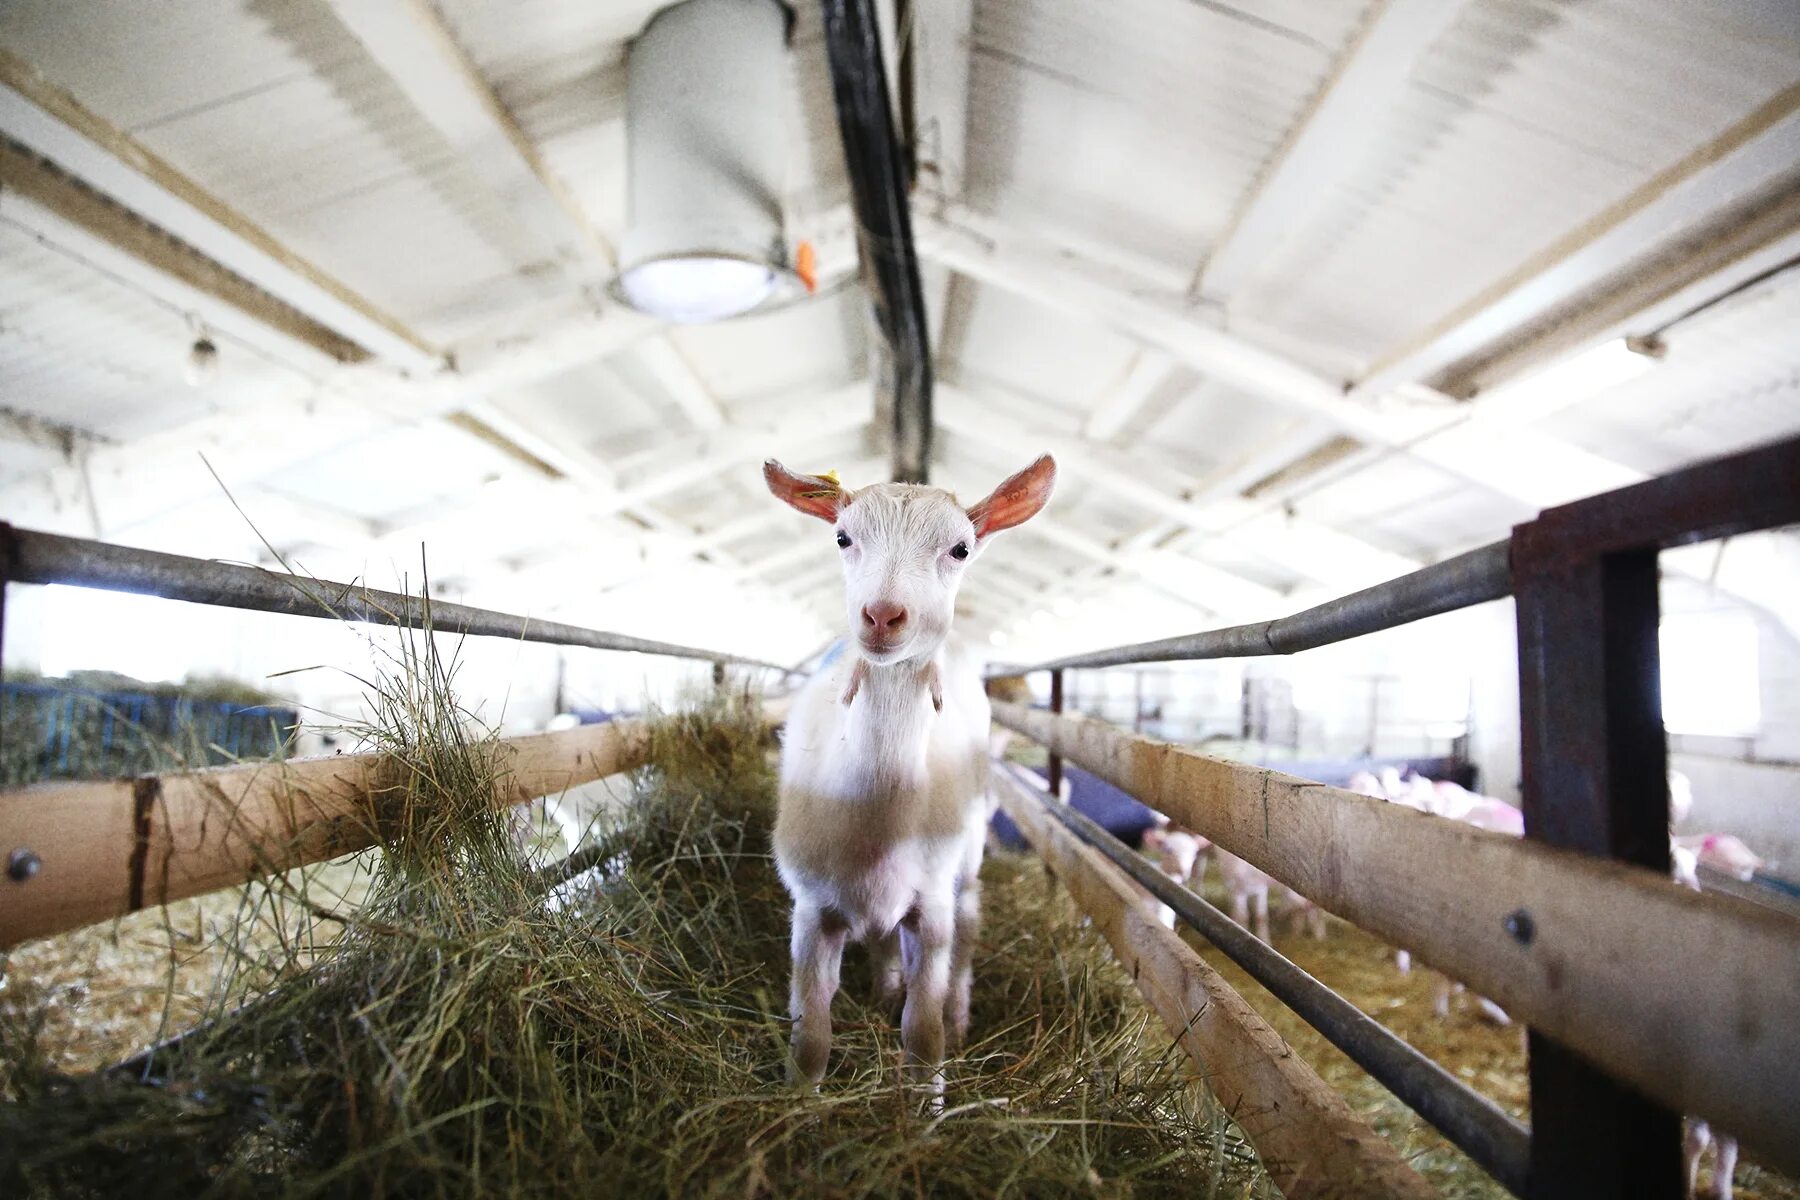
836, 530, 852, 549
950, 541, 970, 561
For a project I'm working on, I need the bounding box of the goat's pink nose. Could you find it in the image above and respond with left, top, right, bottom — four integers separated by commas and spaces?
861, 601, 907, 634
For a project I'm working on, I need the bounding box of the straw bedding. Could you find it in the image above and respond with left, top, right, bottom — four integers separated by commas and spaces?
0, 646, 1268, 1199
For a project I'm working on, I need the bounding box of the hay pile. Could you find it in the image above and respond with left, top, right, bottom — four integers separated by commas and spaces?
1, 649, 1268, 1198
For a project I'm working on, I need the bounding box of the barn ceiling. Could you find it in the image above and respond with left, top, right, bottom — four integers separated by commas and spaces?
2, 0, 1797, 666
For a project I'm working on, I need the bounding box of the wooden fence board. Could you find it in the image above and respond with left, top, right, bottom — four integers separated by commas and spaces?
0, 719, 652, 949
992, 701, 1800, 1173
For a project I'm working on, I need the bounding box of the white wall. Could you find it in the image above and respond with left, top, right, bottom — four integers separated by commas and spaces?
1058, 600, 1517, 786
0, 573, 805, 750
1665, 576, 1800, 880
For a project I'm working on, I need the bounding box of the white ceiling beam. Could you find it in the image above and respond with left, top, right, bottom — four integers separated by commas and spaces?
685, 510, 788, 558
0, 148, 359, 373
78, 397, 397, 541
1083, 349, 1181, 442
602, 388, 868, 520
360, 392, 871, 579
1025, 519, 1264, 619
970, 418, 1378, 617
940, 434, 1238, 618
322, 0, 616, 276
0, 48, 441, 371
0, 50, 661, 549
440, 304, 660, 401
1350, 84, 1800, 399
229, 487, 383, 553
963, 569, 1044, 613
1453, 198, 1800, 399
909, 0, 974, 200
21, 296, 665, 545
447, 400, 614, 489
634, 336, 728, 431
921, 206, 1657, 511
919, 205, 1416, 442
938, 388, 1420, 589
1193, 0, 1467, 303
731, 539, 821, 584
0, 119, 655, 540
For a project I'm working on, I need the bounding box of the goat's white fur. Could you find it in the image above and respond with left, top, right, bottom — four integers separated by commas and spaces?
765, 457, 1054, 1099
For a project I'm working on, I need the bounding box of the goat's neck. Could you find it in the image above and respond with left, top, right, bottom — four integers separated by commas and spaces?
842, 650, 941, 763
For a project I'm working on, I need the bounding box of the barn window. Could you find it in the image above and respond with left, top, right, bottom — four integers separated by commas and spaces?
1660, 611, 1761, 737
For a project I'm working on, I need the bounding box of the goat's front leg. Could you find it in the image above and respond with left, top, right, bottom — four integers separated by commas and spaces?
946, 874, 981, 1052
899, 899, 954, 1105
1685, 1120, 1712, 1198
789, 902, 848, 1086
1715, 1133, 1739, 1200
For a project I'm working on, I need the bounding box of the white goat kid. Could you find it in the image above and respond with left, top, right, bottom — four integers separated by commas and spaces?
764, 455, 1056, 1099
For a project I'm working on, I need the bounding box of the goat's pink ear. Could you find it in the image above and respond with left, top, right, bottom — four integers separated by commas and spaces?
968, 454, 1056, 539
764, 459, 845, 522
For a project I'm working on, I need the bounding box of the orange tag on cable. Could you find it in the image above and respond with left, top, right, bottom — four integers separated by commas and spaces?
796, 241, 818, 294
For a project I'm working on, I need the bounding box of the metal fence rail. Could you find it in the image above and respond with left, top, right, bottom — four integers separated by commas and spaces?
0, 523, 791, 673
991, 538, 1512, 675
995, 760, 1532, 1196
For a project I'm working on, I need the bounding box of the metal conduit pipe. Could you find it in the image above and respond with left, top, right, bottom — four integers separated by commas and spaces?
2, 524, 793, 673
994, 761, 1531, 1195
992, 538, 1513, 674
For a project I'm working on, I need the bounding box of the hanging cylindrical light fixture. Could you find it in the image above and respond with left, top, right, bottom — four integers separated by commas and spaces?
614, 0, 801, 324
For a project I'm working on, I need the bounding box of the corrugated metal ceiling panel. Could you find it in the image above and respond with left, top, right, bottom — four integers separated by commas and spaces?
0, 217, 309, 440
946, 280, 1139, 416
964, 0, 1378, 267
666, 284, 869, 411
2, 1, 584, 345
1232, 0, 1800, 368
1536, 271, 1800, 474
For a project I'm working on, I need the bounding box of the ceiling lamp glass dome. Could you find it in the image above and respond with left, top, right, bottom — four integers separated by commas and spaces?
619, 256, 778, 326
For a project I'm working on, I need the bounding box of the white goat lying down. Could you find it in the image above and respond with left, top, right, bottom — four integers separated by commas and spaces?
764, 454, 1056, 1098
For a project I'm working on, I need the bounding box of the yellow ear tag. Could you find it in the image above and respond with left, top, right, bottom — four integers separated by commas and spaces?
799, 469, 840, 500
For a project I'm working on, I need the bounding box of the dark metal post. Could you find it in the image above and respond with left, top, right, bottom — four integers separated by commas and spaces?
1046, 668, 1064, 798
0, 522, 14, 679
1513, 533, 1680, 1200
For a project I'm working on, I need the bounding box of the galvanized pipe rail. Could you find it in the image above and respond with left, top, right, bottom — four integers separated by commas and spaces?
991, 538, 1513, 675
0, 523, 792, 673
998, 760, 1531, 1195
